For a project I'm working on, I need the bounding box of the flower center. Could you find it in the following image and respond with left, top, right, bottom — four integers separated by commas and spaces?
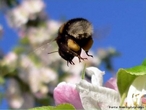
132, 93, 140, 106
124, 93, 146, 107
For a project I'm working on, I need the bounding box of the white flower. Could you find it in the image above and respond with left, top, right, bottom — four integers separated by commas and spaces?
6, 0, 45, 28
19, 55, 58, 97
21, 0, 45, 15
86, 67, 105, 86
6, 78, 24, 109
27, 67, 56, 95
28, 27, 52, 45
2, 52, 17, 66
27, 20, 61, 45
40, 67, 58, 84
6, 6, 29, 28
28, 67, 42, 93
76, 67, 120, 110
124, 75, 146, 107
9, 96, 24, 109
9, 93, 34, 109
19, 54, 34, 69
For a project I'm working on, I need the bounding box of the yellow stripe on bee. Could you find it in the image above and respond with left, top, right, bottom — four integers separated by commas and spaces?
67, 39, 80, 51
82, 38, 93, 51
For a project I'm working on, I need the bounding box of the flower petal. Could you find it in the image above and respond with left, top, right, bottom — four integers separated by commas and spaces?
104, 77, 118, 91
86, 67, 105, 86
141, 94, 146, 106
76, 80, 120, 110
54, 82, 83, 109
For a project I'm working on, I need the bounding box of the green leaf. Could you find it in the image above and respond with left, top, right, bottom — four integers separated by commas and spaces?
19, 37, 29, 45
13, 47, 25, 54
29, 103, 75, 110
117, 69, 137, 97
117, 59, 146, 105
54, 103, 75, 110
126, 65, 146, 76
29, 106, 54, 110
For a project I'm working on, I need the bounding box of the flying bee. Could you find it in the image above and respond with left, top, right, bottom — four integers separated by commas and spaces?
54, 18, 94, 65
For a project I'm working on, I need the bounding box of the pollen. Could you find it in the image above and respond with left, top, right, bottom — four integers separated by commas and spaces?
132, 94, 139, 107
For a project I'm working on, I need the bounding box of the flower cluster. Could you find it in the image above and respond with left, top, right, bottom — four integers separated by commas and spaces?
54, 66, 146, 110
6, 0, 45, 29
54, 67, 120, 110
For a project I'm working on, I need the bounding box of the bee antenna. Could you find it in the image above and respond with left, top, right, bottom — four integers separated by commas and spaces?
48, 51, 58, 54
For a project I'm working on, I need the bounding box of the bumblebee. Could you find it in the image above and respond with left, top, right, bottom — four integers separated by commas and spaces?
55, 18, 93, 65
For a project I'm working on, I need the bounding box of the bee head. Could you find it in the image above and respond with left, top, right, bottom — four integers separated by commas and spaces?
58, 48, 75, 65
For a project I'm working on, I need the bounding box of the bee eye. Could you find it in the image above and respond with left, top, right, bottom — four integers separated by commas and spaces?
67, 39, 80, 51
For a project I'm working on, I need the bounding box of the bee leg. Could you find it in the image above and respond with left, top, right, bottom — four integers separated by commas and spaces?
67, 62, 69, 66
70, 61, 75, 65
67, 61, 75, 66
85, 51, 93, 57
77, 55, 87, 63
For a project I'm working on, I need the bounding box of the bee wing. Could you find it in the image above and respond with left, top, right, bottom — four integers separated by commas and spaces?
93, 25, 111, 40
32, 39, 55, 55
30, 39, 60, 65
